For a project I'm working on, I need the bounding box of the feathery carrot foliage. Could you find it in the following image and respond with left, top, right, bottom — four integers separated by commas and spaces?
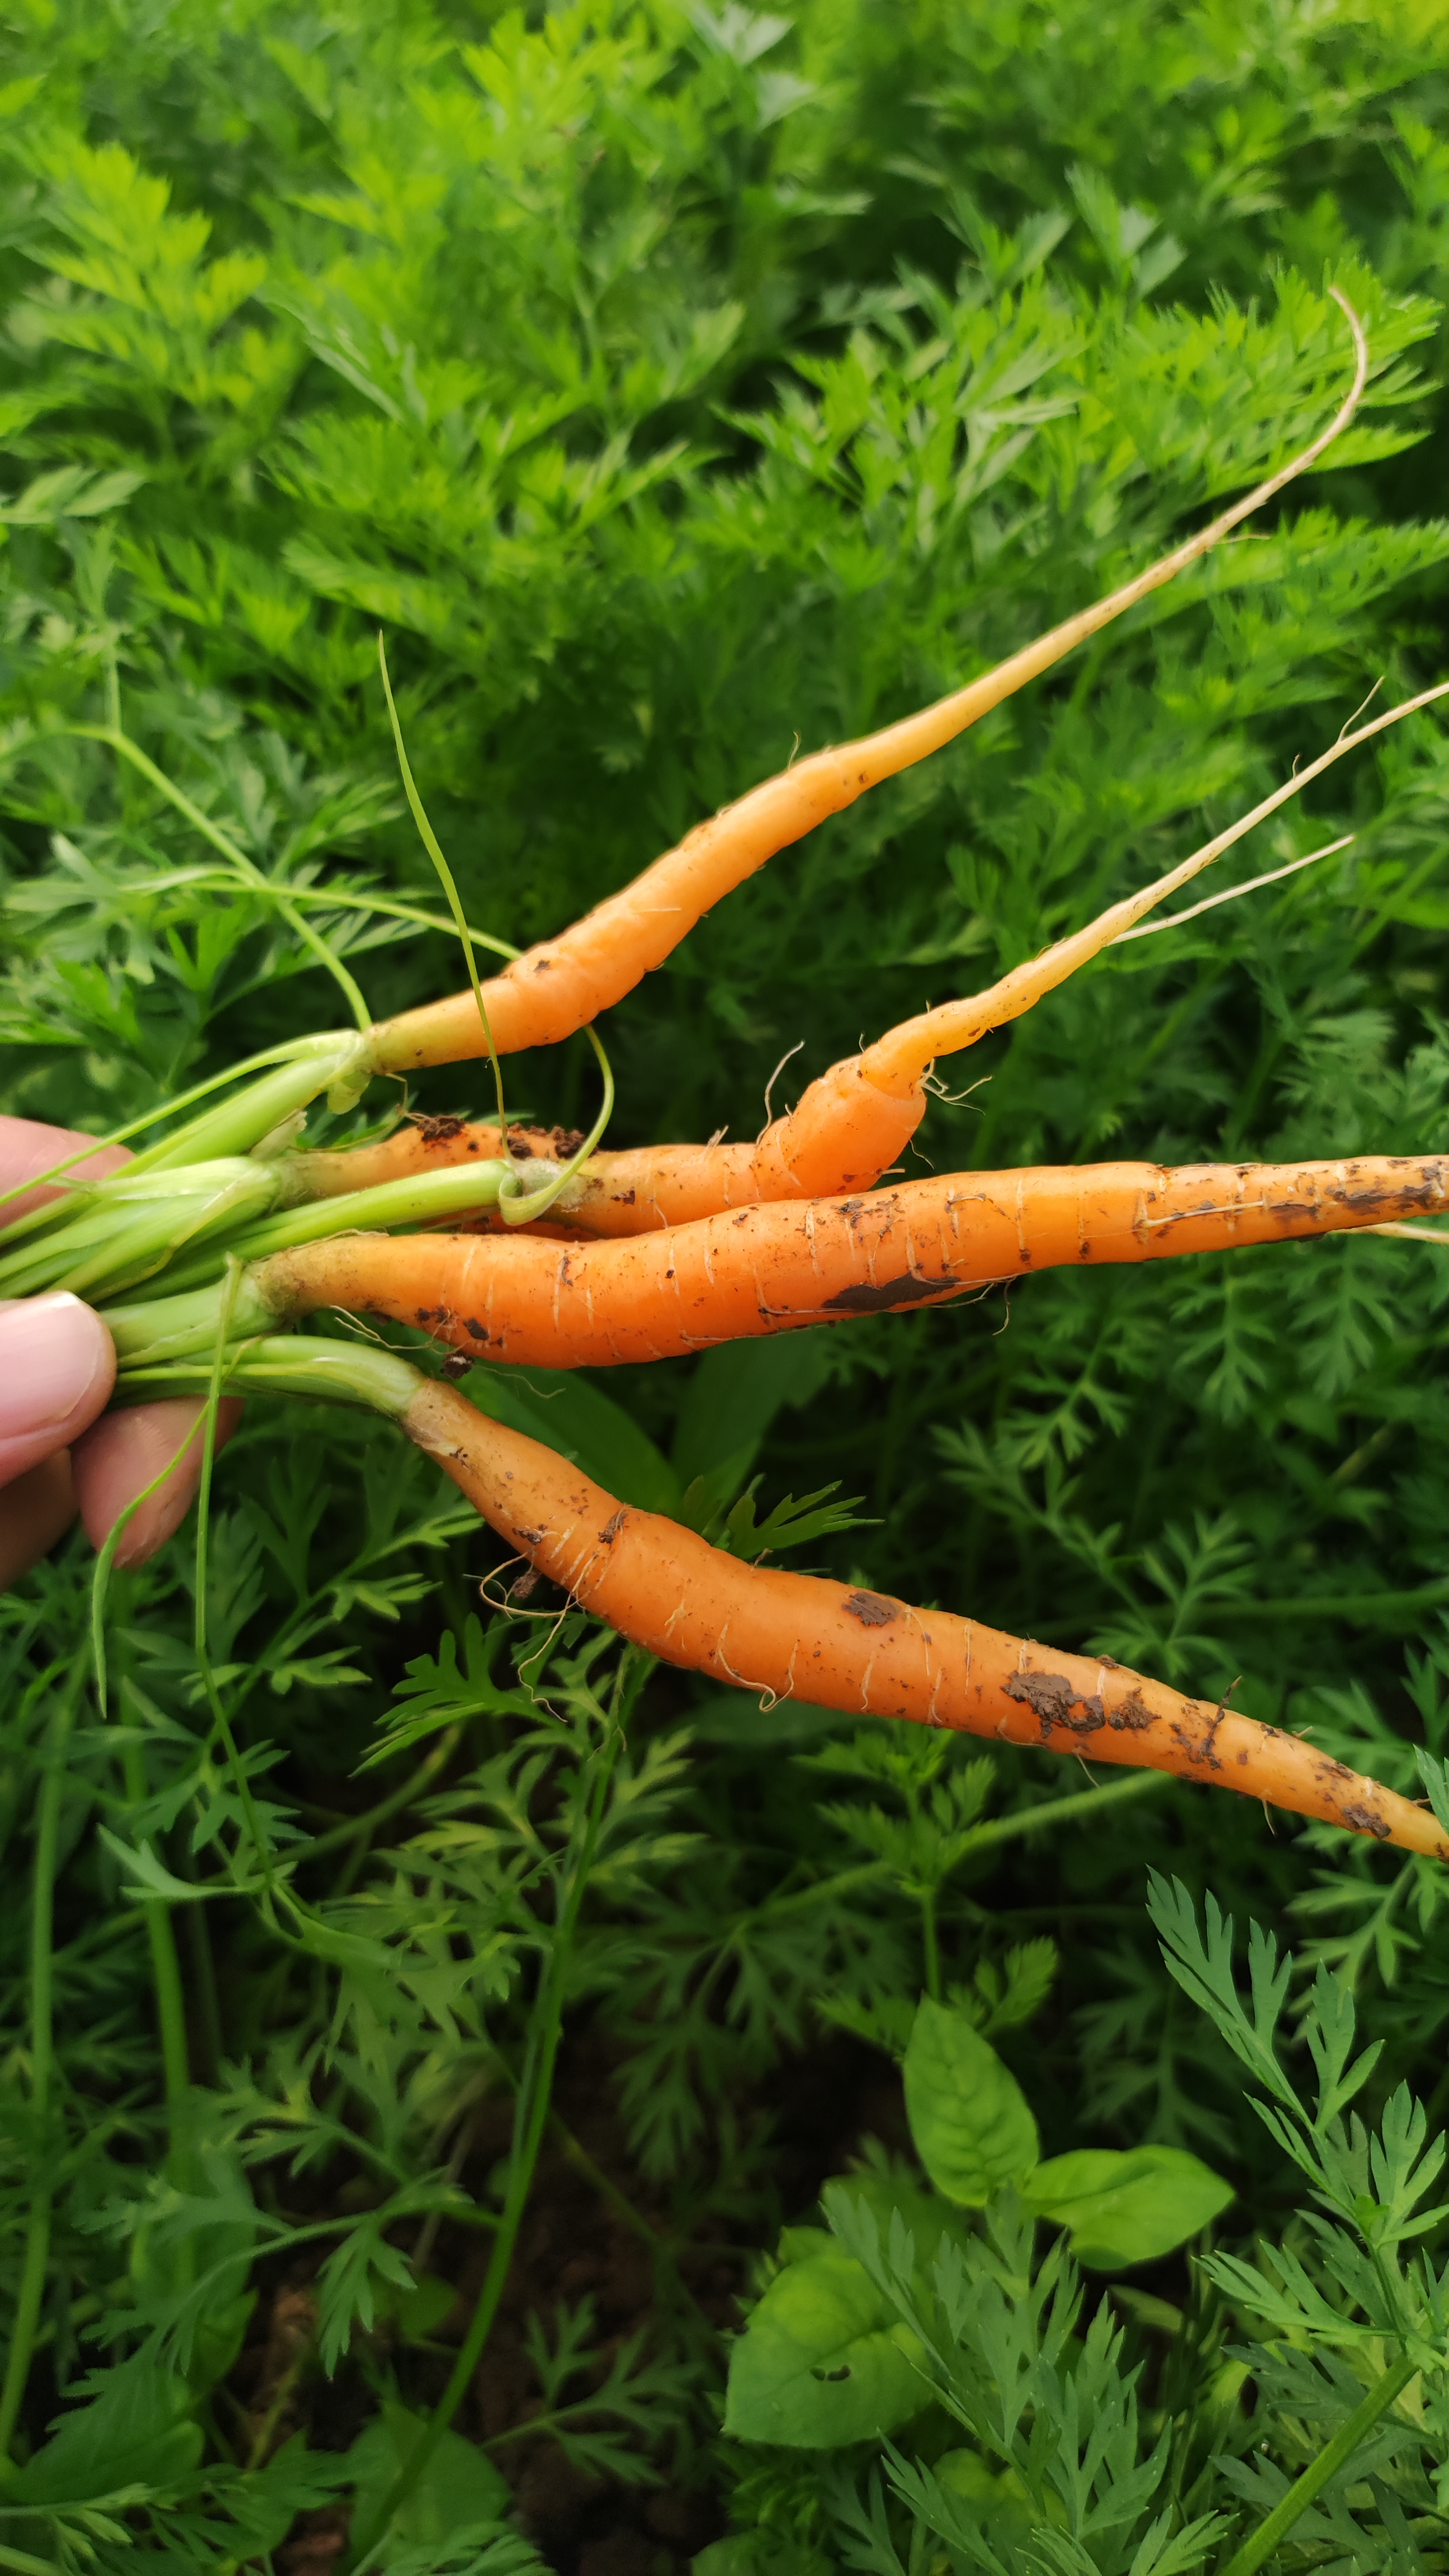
5, 0, 1449, 2564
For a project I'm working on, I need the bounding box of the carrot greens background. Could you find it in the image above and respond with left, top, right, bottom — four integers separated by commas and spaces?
4, 0, 1449, 2565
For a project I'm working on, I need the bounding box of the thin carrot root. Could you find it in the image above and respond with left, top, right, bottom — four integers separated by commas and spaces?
861, 679, 1449, 1098
363, 306, 1368, 1083
258, 1153, 1449, 1368
326, 671, 1449, 1237
285, 1063, 921, 1237
403, 1377, 1445, 1859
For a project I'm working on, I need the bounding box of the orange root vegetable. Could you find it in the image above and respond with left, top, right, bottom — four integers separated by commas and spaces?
259, 1152, 1449, 1367
364, 315, 1367, 1082
287, 1060, 924, 1236
860, 680, 1449, 1099
337, 670, 1449, 1240
402, 1376, 1446, 1859
288, 1120, 580, 1201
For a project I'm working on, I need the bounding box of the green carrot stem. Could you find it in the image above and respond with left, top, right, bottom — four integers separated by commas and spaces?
135, 1040, 369, 1172
1215, 2349, 1419, 2576
121, 1747, 194, 2166
0, 1668, 86, 2463
112, 1334, 423, 1418
192, 1269, 279, 1898
0, 1034, 361, 1233
91, 864, 524, 964
347, 1661, 636, 2568
103, 1272, 283, 1364
377, 636, 515, 1173
187, 1154, 514, 1267
68, 723, 373, 1033
496, 1022, 616, 1228
99, 1155, 514, 1317
0, 1163, 283, 1301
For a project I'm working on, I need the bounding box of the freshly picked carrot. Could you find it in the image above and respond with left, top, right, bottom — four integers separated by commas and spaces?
109, 1336, 1449, 1862
12, 295, 1449, 1860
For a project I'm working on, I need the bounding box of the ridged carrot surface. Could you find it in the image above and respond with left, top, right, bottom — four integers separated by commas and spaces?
403, 1377, 1446, 1859
262, 1154, 1449, 1368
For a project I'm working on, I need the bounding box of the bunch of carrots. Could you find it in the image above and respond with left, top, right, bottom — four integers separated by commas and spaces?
12, 292, 1449, 1861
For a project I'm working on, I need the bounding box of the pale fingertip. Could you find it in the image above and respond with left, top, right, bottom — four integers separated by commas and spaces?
0, 1296, 117, 1486
0, 1451, 78, 1589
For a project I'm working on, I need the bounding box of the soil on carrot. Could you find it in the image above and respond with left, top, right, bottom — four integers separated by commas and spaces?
231, 2028, 909, 2571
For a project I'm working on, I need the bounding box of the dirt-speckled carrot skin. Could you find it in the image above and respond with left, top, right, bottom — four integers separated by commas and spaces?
260, 1153, 1449, 1368
403, 1377, 1445, 1859
288, 1056, 925, 1234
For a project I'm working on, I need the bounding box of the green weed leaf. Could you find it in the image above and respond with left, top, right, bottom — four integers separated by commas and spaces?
724, 2240, 927, 2446
1021, 2145, 1233, 2269
902, 1999, 1040, 2204
344, 2399, 510, 2544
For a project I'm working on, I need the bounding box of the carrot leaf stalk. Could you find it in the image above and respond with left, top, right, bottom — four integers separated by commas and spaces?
376, 632, 619, 1229
377, 630, 515, 1157
0, 1034, 368, 1242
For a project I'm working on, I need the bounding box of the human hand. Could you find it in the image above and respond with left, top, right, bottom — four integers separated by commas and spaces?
0, 1116, 238, 1588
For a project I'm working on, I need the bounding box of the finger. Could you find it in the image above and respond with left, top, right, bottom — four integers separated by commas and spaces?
0, 1294, 117, 1485
0, 1115, 130, 1222
72, 1398, 243, 1569
0, 1452, 79, 1588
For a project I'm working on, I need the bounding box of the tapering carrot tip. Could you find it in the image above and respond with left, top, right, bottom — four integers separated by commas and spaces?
402, 1379, 1443, 1860
367, 301, 1371, 1088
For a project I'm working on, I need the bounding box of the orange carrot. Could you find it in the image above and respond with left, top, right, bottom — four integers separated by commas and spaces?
286, 1072, 923, 1235
257, 1152, 1449, 1367
402, 1375, 1445, 1858
364, 312, 1367, 1082
288, 1119, 580, 1201
861, 681, 1449, 1099
340, 672, 1449, 1236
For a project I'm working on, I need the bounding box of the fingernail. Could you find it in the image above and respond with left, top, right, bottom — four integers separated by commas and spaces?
0, 1292, 111, 1435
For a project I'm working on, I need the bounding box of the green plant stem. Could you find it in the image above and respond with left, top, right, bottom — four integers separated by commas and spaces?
0, 1671, 84, 2463
302, 1724, 462, 1868
187, 1903, 224, 2090
377, 635, 512, 1147
759, 1769, 1168, 1930
1216, 2349, 1419, 2576
70, 723, 373, 1032
920, 1889, 942, 2001
120, 1744, 192, 2164
348, 1662, 634, 2566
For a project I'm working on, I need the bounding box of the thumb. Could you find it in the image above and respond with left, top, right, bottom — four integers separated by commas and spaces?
0, 1294, 116, 1487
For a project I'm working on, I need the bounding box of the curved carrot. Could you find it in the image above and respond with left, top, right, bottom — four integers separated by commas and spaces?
862, 680, 1449, 1098
401, 1375, 1445, 1859
286, 1060, 924, 1236
257, 1153, 1449, 1367
364, 312, 1367, 1081
347, 673, 1449, 1239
